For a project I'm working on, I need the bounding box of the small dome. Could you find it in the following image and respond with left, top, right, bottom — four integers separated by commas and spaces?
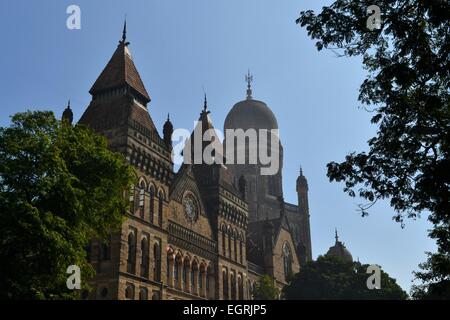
224, 99, 278, 131
325, 230, 353, 262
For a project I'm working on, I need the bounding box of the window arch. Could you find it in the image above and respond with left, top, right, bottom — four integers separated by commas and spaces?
139, 180, 146, 218
230, 271, 236, 300
153, 242, 161, 281
158, 190, 164, 226
174, 253, 183, 289
125, 283, 135, 300
139, 287, 148, 300
127, 232, 136, 274
227, 226, 232, 258
140, 237, 149, 278
238, 275, 244, 300
222, 268, 229, 300
283, 242, 293, 281
149, 185, 155, 224
182, 257, 190, 292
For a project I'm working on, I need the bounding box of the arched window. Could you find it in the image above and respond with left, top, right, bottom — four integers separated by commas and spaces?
207, 264, 214, 299
139, 287, 148, 300
129, 185, 135, 209
222, 231, 226, 256
199, 264, 205, 295
228, 228, 232, 258
238, 276, 244, 300
182, 258, 190, 292
139, 181, 145, 219
174, 254, 182, 289
239, 241, 243, 264
149, 186, 155, 224
127, 232, 136, 274
152, 291, 161, 300
153, 242, 161, 281
283, 242, 293, 281
234, 235, 238, 261
192, 261, 199, 294
125, 283, 134, 300
222, 269, 228, 300
230, 272, 236, 300
140, 237, 149, 278
247, 280, 252, 300
158, 191, 164, 226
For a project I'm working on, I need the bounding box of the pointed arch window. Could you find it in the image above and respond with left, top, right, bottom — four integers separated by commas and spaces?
158, 191, 164, 226
149, 186, 155, 224
153, 241, 161, 281
222, 268, 228, 300
139, 181, 145, 218
127, 232, 136, 274
140, 237, 149, 278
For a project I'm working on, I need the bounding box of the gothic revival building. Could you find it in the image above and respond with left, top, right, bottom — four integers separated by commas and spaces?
66, 25, 312, 300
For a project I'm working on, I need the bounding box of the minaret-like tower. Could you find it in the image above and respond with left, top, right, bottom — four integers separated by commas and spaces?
296, 166, 312, 262
163, 114, 173, 148
62, 100, 73, 124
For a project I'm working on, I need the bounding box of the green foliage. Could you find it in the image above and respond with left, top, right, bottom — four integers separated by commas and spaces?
296, 0, 450, 298
283, 255, 407, 300
252, 275, 280, 300
0, 111, 135, 299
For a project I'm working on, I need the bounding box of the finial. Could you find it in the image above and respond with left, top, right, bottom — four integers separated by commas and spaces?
203, 93, 208, 112
122, 18, 127, 42
120, 17, 129, 45
67, 99, 71, 109
335, 228, 339, 243
300, 165, 303, 176
167, 113, 170, 121
245, 69, 253, 100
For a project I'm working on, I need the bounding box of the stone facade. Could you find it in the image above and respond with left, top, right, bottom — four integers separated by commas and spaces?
75, 27, 311, 300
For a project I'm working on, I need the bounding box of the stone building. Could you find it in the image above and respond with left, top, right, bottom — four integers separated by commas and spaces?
65, 24, 312, 300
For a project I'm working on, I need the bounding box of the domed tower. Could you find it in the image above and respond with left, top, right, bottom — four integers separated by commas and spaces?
224, 72, 284, 222
326, 229, 353, 262
62, 100, 73, 124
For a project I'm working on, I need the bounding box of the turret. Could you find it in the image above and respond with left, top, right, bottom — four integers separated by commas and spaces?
163, 113, 173, 148
62, 100, 73, 124
296, 166, 312, 262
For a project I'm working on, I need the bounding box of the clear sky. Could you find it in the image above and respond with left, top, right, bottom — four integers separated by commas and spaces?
0, 0, 436, 293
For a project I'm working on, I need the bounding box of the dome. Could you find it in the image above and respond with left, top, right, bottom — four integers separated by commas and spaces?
325, 230, 353, 262
224, 71, 278, 131
224, 99, 278, 131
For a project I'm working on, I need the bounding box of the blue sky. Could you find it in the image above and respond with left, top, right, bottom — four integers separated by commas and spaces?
0, 0, 436, 293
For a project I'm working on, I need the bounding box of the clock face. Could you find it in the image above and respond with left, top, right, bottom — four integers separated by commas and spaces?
183, 194, 198, 222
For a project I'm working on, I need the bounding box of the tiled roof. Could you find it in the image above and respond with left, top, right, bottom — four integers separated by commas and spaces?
89, 42, 150, 102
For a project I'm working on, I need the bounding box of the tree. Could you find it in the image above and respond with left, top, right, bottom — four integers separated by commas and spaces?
283, 255, 407, 300
296, 0, 449, 298
252, 275, 280, 300
0, 111, 135, 299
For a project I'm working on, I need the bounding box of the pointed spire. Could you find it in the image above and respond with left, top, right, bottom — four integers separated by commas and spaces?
167, 113, 170, 121
120, 17, 129, 46
68, 99, 71, 108
335, 228, 339, 243
203, 93, 208, 112
245, 69, 253, 100
300, 165, 303, 176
